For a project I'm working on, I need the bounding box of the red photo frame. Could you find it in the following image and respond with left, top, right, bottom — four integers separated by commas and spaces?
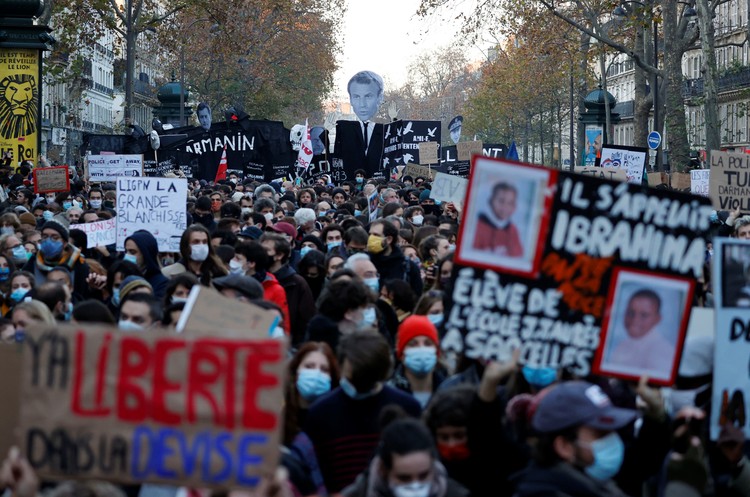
454, 155, 557, 279
33, 166, 70, 194
593, 267, 695, 386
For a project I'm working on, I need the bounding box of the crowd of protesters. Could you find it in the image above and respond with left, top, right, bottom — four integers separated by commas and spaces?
0, 161, 747, 497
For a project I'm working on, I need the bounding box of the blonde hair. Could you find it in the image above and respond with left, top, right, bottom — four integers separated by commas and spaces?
13, 299, 55, 325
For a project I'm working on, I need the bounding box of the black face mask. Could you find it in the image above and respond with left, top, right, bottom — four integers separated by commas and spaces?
193, 213, 214, 226
104, 200, 114, 209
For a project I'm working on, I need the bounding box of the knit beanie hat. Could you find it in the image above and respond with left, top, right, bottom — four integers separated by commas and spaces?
119, 275, 153, 302
41, 220, 69, 241
396, 315, 439, 359
419, 190, 432, 202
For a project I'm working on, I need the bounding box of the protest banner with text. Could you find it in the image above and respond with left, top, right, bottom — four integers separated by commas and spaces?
597, 145, 648, 184
16, 324, 286, 488
430, 172, 468, 203
89, 154, 144, 182
709, 150, 750, 210
116, 177, 187, 252
445, 156, 710, 386
711, 238, 750, 440
382, 120, 441, 169
691, 169, 710, 196
33, 166, 69, 194
70, 219, 117, 248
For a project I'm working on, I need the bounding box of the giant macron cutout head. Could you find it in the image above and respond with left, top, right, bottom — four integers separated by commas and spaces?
347, 71, 384, 122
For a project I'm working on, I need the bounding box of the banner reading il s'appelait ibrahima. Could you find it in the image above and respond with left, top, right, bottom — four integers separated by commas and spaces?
0, 48, 40, 167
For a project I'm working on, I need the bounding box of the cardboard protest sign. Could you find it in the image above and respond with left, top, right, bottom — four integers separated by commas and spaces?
446, 156, 711, 385
671, 172, 691, 191
440, 144, 506, 177
382, 120, 441, 169
430, 172, 468, 203
116, 177, 188, 252
0, 345, 21, 460
597, 144, 648, 184
16, 324, 286, 488
648, 172, 668, 187
70, 219, 117, 248
33, 166, 69, 194
89, 154, 144, 181
711, 238, 750, 440
690, 169, 710, 196
709, 150, 750, 210
457, 141, 483, 161
576, 167, 627, 182
177, 286, 279, 338
418, 142, 439, 164
401, 164, 435, 181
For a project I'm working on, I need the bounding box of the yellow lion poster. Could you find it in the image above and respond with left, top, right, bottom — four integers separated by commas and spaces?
0, 48, 39, 167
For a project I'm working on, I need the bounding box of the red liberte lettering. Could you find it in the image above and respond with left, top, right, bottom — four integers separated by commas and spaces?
152, 340, 185, 424
71, 331, 112, 416
117, 337, 151, 422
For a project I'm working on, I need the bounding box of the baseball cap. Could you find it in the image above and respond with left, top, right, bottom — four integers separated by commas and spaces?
212, 274, 263, 300
237, 226, 263, 240
271, 221, 296, 239
531, 381, 638, 433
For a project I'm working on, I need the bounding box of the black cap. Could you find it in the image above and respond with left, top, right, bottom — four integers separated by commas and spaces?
213, 274, 263, 300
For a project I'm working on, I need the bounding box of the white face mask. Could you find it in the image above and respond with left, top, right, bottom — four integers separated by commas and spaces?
190, 244, 209, 262
89, 199, 102, 209
411, 215, 424, 226
229, 259, 245, 274
391, 482, 431, 497
264, 212, 274, 222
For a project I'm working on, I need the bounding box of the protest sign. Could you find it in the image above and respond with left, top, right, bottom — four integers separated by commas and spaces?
671, 172, 691, 191
446, 155, 711, 385
648, 172, 668, 187
576, 167, 627, 182
709, 150, 750, 210
711, 238, 750, 440
457, 141, 483, 161
401, 164, 435, 181
17, 324, 286, 488
430, 173, 468, 203
70, 219, 117, 248
382, 120, 441, 168
690, 169, 710, 196
439, 143, 506, 177
116, 177, 187, 252
418, 142, 439, 164
33, 166, 69, 194
597, 145, 648, 184
0, 345, 21, 459
89, 154, 144, 181
177, 286, 279, 338
368, 189, 379, 223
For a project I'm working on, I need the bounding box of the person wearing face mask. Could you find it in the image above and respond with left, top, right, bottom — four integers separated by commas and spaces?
516, 381, 638, 497
118, 292, 163, 331
404, 206, 425, 228
190, 196, 217, 234
343, 418, 468, 497
297, 249, 326, 300
305, 331, 422, 495
390, 316, 446, 408
305, 277, 380, 351
284, 342, 341, 496
123, 230, 169, 300
23, 221, 90, 299
368, 220, 423, 296
162, 225, 228, 285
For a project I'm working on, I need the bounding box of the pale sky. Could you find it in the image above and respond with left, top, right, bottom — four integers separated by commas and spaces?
332, 0, 467, 100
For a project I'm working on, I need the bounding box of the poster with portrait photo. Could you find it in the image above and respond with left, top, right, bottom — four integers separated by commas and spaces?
455, 157, 556, 278
594, 268, 694, 385
596, 144, 648, 184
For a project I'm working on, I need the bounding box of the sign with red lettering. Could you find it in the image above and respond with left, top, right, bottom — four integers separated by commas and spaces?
17, 324, 286, 488
70, 219, 117, 248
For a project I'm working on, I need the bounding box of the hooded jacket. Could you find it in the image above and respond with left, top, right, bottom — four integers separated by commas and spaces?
369, 245, 423, 296
125, 230, 169, 299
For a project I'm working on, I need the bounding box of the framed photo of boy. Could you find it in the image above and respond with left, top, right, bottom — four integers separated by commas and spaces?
593, 268, 694, 386
455, 156, 556, 278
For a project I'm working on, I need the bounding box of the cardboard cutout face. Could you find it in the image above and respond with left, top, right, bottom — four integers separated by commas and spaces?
347, 71, 384, 122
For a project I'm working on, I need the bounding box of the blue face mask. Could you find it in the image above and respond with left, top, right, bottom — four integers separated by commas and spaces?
318, 211, 327, 217
340, 377, 379, 400
327, 241, 341, 252
403, 346, 437, 376
11, 245, 27, 261
42, 211, 54, 221
364, 277, 379, 294
0, 267, 9, 281
359, 306, 377, 329
522, 366, 558, 388
296, 369, 331, 401
39, 238, 63, 259
63, 201, 72, 210
354, 209, 363, 216
427, 313, 443, 327
118, 319, 144, 331
123, 253, 138, 265
63, 302, 73, 321
583, 432, 625, 481
300, 246, 313, 258
10, 287, 29, 302
112, 288, 121, 307
356, 177, 364, 184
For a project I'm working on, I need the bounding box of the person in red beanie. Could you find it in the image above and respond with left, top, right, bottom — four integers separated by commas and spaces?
389, 314, 446, 408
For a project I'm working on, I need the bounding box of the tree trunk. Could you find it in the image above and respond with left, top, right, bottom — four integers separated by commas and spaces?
599, 52, 612, 144
634, 26, 651, 149
125, 2, 136, 121
662, 0, 691, 171
697, 0, 721, 151
577, 33, 590, 165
